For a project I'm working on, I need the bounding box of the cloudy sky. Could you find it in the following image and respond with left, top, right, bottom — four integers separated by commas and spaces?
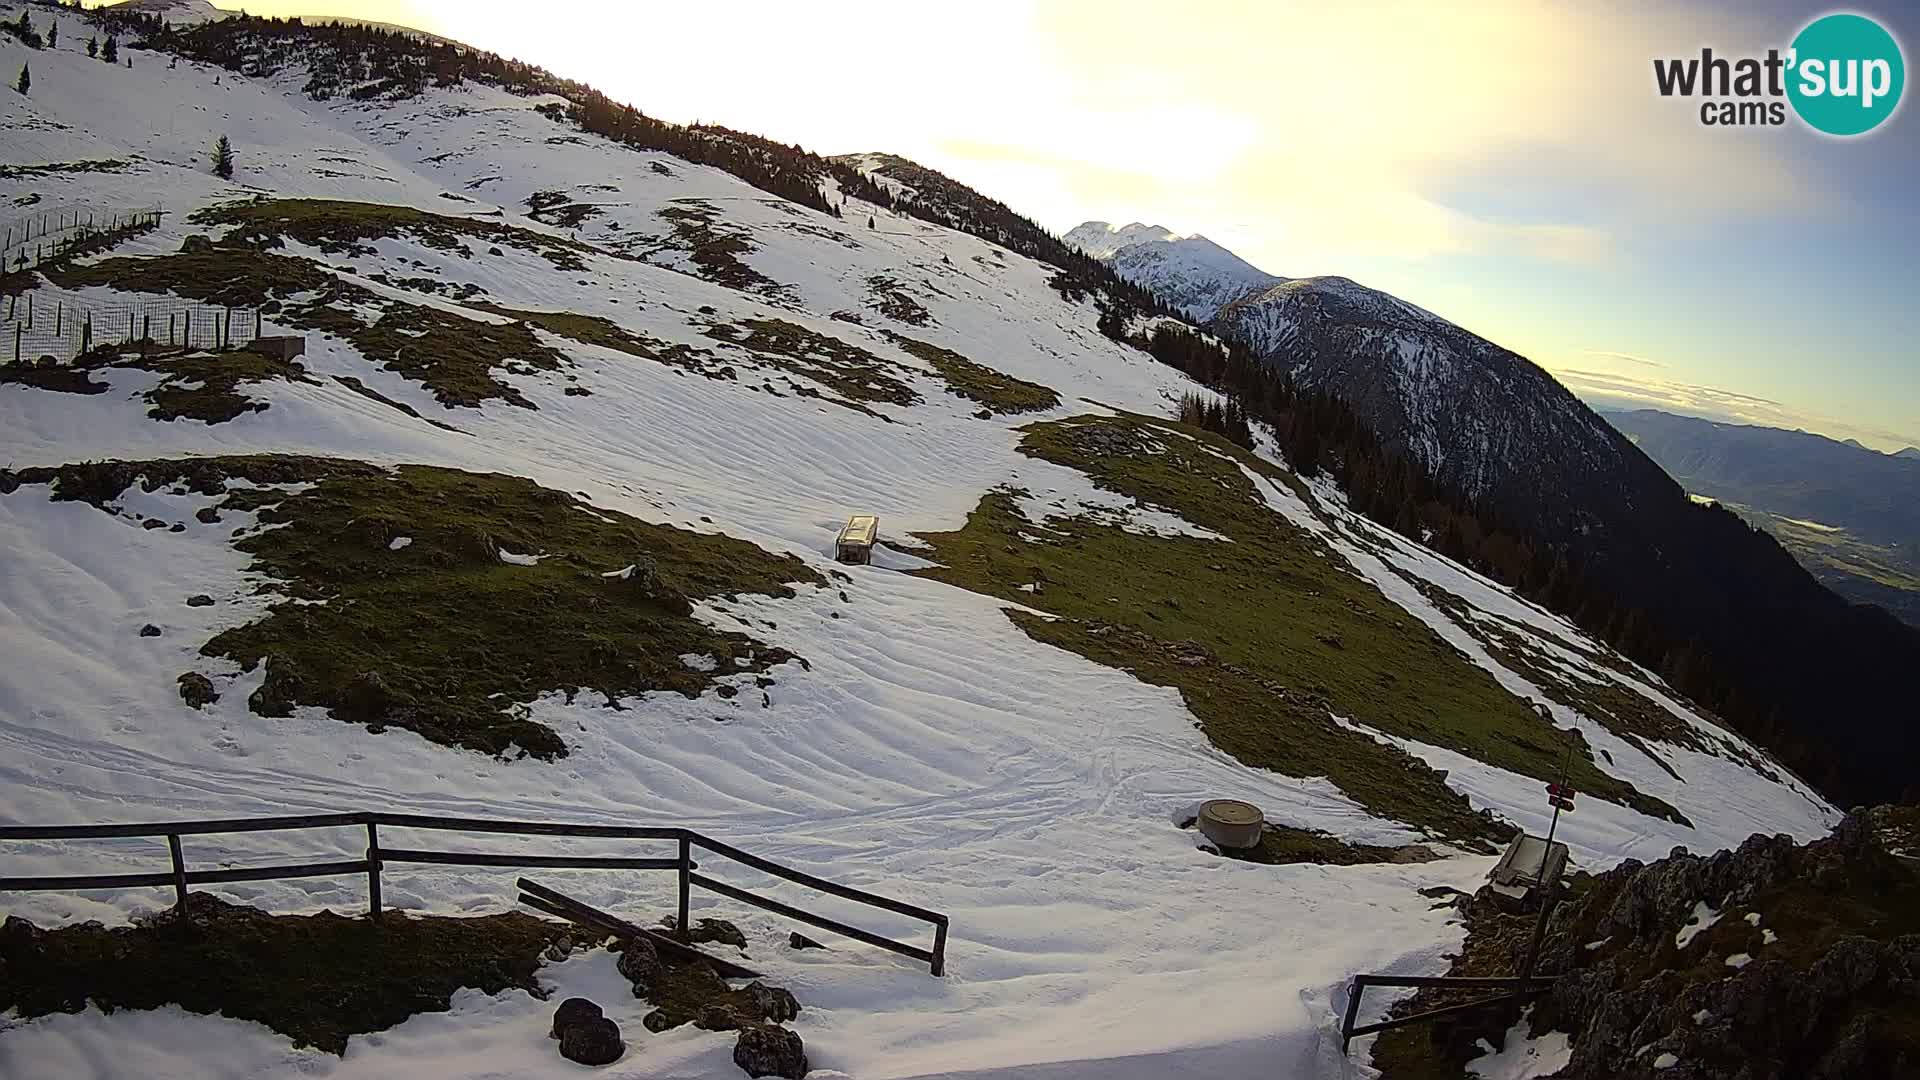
186, 0, 1918, 450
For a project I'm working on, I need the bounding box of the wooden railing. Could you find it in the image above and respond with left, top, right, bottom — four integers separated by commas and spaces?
0, 811, 950, 975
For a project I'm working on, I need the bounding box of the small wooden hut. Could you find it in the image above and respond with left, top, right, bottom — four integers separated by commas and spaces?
836, 514, 879, 565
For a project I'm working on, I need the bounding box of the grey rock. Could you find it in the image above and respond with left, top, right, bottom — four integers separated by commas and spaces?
733, 1023, 809, 1079
550, 996, 602, 1039
616, 936, 660, 995
558, 1016, 623, 1066
744, 981, 800, 1023
177, 672, 219, 710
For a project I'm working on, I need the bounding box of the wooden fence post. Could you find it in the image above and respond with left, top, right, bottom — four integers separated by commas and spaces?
168, 312, 175, 347
255, 309, 262, 341
365, 822, 383, 917
222, 307, 232, 350
82, 313, 91, 354
55, 302, 61, 336
12, 325, 19, 366
24, 293, 29, 330
676, 835, 691, 941
931, 918, 948, 977
167, 834, 189, 917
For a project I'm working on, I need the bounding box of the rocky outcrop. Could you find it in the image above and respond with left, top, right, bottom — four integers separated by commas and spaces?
1372, 811, 1918, 1079
1525, 813, 1917, 1080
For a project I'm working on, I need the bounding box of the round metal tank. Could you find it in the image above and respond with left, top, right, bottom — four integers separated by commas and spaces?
1197, 799, 1265, 849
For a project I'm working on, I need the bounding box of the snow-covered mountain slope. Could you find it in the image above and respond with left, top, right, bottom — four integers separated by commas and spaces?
1065, 220, 1282, 322
0, 11, 1836, 1080
1066, 220, 1621, 509
1061, 221, 1180, 260
1076, 215, 1920, 824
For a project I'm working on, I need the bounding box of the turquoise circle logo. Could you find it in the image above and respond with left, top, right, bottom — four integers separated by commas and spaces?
1788, 13, 1905, 135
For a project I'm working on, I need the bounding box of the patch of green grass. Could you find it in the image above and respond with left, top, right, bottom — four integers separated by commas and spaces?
656, 200, 782, 294
473, 303, 730, 379
915, 413, 1685, 840
48, 236, 345, 308
0, 895, 564, 1055
705, 317, 920, 419
0, 358, 109, 394
49, 238, 569, 410
346, 302, 569, 409
139, 349, 319, 423
864, 275, 932, 325
527, 190, 604, 230
1408, 577, 1713, 761
203, 462, 820, 757
1, 346, 317, 424
2, 457, 821, 758
883, 331, 1059, 415
195, 197, 594, 271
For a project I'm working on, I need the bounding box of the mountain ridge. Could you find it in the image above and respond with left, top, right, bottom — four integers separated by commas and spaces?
1076, 217, 1920, 809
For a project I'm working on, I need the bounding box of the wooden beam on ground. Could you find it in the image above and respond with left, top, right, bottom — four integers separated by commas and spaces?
516, 877, 758, 979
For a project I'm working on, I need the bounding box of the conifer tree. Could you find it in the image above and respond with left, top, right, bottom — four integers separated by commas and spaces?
46, 23, 56, 49
212, 135, 234, 179
86, 35, 97, 58
14, 63, 27, 95
101, 35, 117, 64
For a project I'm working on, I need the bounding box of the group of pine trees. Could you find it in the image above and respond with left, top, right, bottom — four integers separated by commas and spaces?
1176, 391, 1254, 449
1139, 300, 1920, 808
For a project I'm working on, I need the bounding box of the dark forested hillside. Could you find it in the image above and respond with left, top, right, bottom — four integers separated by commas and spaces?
1130, 321, 1920, 809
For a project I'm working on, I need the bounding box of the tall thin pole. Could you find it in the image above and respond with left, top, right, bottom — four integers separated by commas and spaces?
1521, 741, 1575, 982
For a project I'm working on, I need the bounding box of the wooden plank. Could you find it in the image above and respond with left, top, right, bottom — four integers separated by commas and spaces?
516, 878, 759, 979
379, 848, 681, 872
0, 870, 178, 892
689, 871, 934, 967
167, 834, 188, 915
1353, 974, 1556, 990
370, 814, 683, 841
1343, 989, 1548, 1044
0, 812, 370, 840
187, 860, 369, 886
689, 835, 948, 925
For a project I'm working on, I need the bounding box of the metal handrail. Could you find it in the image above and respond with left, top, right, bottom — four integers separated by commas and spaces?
0, 810, 949, 975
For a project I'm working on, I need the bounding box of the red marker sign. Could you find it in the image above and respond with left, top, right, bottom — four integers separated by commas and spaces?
1549, 795, 1576, 812
1546, 783, 1578, 799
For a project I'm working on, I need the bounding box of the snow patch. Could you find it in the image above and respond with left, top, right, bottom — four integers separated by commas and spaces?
1676, 901, 1722, 949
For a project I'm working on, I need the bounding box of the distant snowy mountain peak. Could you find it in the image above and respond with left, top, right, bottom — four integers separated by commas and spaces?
1062, 220, 1180, 258
1066, 219, 1283, 322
